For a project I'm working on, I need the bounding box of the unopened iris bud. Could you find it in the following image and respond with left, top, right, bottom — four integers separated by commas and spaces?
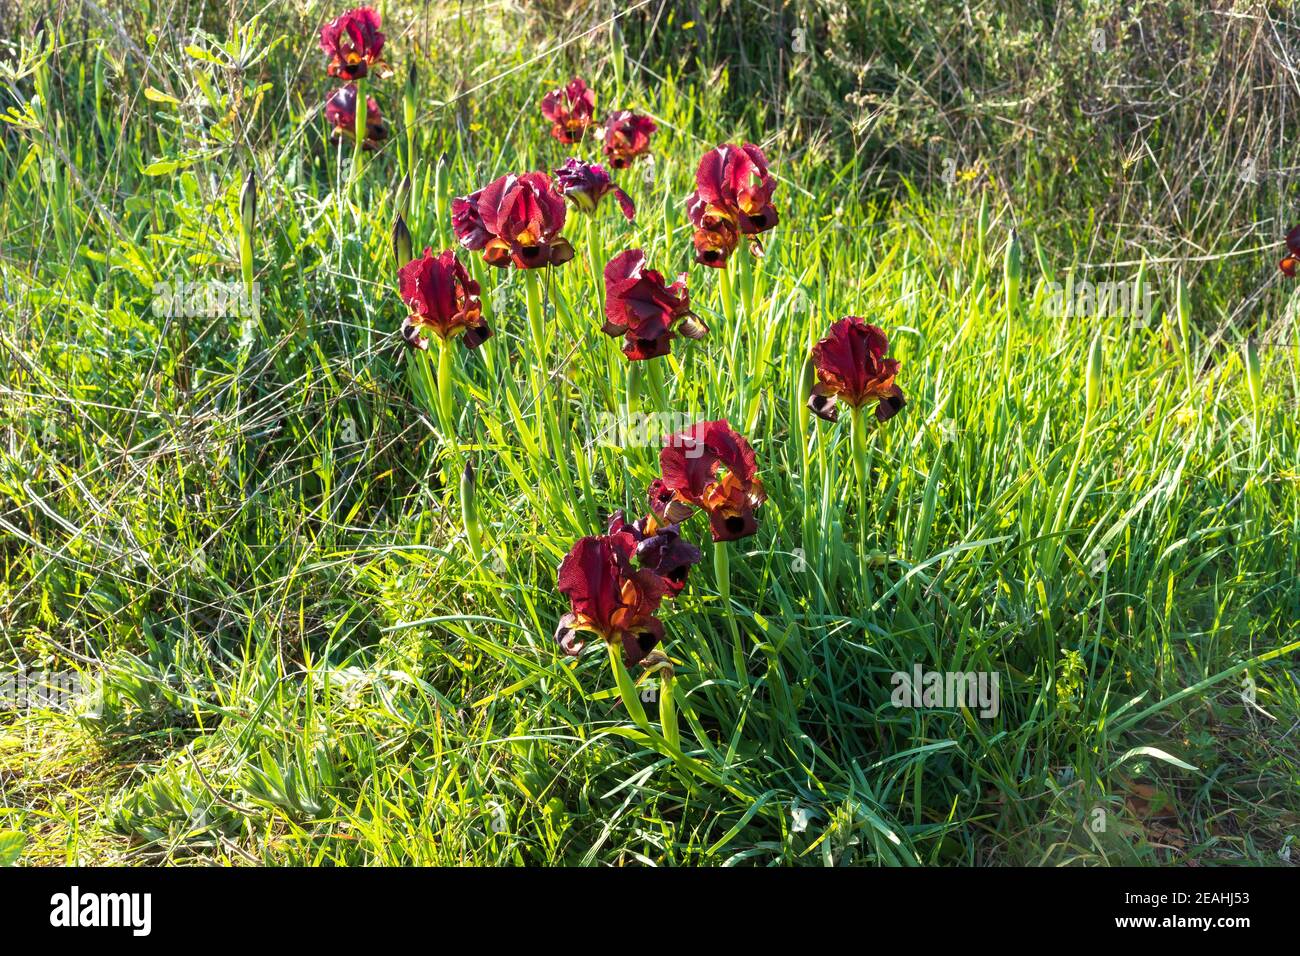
461, 458, 482, 560
396, 172, 411, 221
239, 170, 256, 296
404, 61, 417, 129
240, 169, 256, 239
392, 214, 413, 271
1176, 274, 1191, 348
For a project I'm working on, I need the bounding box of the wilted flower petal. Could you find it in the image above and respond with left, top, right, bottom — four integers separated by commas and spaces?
606, 510, 702, 596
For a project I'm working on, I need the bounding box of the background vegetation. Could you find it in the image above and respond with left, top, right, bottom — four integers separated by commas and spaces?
0, 0, 1297, 865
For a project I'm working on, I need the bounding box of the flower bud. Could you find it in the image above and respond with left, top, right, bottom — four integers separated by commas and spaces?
240, 169, 256, 238
461, 458, 483, 560
392, 214, 413, 271
1176, 274, 1191, 349
403, 61, 417, 130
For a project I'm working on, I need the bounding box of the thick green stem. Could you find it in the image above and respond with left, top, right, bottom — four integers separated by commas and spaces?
524, 269, 548, 457
714, 543, 740, 645
850, 406, 876, 586
850, 405, 870, 491
659, 671, 680, 751
608, 641, 651, 731
436, 336, 455, 437
351, 77, 366, 190
586, 215, 604, 318
719, 265, 736, 326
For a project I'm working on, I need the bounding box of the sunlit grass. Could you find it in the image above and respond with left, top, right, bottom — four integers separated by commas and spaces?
0, 4, 1297, 866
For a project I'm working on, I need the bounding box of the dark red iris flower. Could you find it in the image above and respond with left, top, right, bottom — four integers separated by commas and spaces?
807, 317, 906, 423
319, 7, 387, 81
686, 143, 779, 268
657, 420, 765, 541
452, 173, 575, 270
325, 84, 388, 150
555, 532, 666, 666
606, 510, 702, 597
647, 477, 695, 524
396, 248, 490, 350
602, 249, 706, 360
1281, 225, 1300, 277
602, 111, 657, 169
553, 158, 635, 220
450, 189, 489, 252
541, 77, 596, 144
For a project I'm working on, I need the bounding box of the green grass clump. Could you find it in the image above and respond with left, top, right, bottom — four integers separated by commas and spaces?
0, 3, 1297, 866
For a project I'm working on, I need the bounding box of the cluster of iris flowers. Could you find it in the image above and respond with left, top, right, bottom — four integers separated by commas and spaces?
319, 8, 391, 151
315, 12, 910, 731
556, 417, 766, 669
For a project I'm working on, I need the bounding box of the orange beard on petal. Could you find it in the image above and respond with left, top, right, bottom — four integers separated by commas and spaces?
483, 238, 513, 268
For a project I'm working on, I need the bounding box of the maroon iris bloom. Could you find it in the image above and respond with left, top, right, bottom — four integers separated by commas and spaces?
602, 249, 706, 360
396, 248, 490, 350
808, 317, 906, 423
555, 532, 667, 666
319, 8, 387, 81
602, 111, 657, 169
1282, 225, 1300, 277
454, 173, 575, 270
606, 510, 702, 597
451, 189, 490, 252
657, 420, 765, 542
686, 143, 779, 268
541, 77, 596, 144
325, 84, 388, 150
553, 158, 635, 220
647, 477, 695, 524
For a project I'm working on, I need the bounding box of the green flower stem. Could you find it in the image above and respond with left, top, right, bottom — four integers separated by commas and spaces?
714, 542, 740, 646
739, 245, 755, 317
719, 264, 736, 326
461, 461, 482, 563
608, 640, 651, 732
524, 268, 548, 458
645, 357, 666, 414
850, 405, 875, 581
659, 670, 680, 752
436, 335, 455, 437
351, 76, 366, 192
586, 214, 604, 318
